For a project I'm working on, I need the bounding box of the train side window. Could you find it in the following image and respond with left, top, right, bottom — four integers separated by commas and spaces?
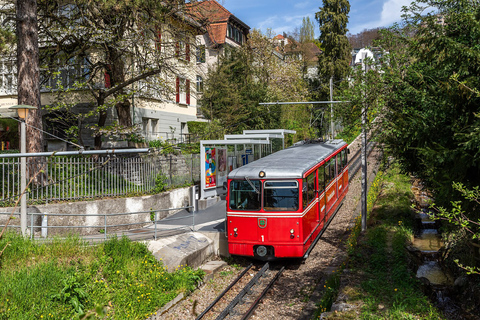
302, 172, 316, 209
343, 149, 348, 169
325, 162, 331, 186
229, 180, 261, 211
336, 154, 340, 173
339, 150, 345, 171
331, 158, 336, 178
264, 181, 299, 211
318, 166, 325, 192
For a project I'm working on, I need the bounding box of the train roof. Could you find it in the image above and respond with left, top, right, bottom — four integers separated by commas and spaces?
228, 139, 347, 180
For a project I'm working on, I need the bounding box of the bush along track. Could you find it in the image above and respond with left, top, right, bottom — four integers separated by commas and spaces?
314, 161, 445, 319
0, 235, 204, 320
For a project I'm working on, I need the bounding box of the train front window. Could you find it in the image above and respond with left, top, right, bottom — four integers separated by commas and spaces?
264, 181, 299, 211
229, 180, 261, 210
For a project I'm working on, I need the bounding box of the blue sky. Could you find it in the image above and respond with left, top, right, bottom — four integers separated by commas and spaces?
221, 0, 414, 36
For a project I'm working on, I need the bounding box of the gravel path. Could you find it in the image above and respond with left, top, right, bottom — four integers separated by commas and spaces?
162, 137, 382, 320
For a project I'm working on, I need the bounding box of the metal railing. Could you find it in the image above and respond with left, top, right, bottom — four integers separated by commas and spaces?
1, 206, 197, 241
0, 153, 200, 206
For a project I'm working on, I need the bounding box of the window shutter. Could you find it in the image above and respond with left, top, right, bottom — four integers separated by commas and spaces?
185, 43, 190, 61
176, 77, 180, 103
156, 28, 162, 50
186, 79, 190, 105
104, 65, 111, 88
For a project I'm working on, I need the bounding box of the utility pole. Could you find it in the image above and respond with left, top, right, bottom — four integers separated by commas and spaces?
330, 77, 334, 139
361, 84, 368, 231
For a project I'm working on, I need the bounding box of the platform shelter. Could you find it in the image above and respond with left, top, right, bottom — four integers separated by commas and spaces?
200, 129, 295, 201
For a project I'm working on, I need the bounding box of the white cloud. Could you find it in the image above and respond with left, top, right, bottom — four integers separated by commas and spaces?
294, 1, 311, 9
349, 0, 413, 34
378, 0, 412, 25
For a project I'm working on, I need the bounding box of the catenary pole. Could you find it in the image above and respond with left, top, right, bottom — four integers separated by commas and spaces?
330, 77, 334, 139
361, 92, 368, 231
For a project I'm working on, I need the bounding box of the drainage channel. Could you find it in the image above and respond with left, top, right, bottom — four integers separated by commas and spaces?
410, 183, 462, 318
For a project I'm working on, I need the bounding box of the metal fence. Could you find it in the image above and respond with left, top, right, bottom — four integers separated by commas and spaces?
0, 153, 200, 207
1, 206, 197, 241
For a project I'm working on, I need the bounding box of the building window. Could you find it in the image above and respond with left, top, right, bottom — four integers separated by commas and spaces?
196, 75, 203, 93
227, 24, 243, 44
176, 77, 190, 105
196, 45, 206, 63
176, 32, 190, 61
0, 59, 16, 95
41, 55, 90, 91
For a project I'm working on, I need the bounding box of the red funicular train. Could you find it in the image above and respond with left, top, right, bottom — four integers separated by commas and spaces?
226, 139, 349, 260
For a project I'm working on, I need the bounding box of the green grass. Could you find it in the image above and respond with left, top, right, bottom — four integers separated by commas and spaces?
0, 233, 204, 319
314, 161, 445, 319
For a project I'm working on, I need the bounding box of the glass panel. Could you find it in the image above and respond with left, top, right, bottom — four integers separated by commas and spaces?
318, 166, 325, 192
229, 180, 261, 210
331, 158, 336, 180
265, 181, 297, 188
302, 173, 316, 209
264, 180, 299, 211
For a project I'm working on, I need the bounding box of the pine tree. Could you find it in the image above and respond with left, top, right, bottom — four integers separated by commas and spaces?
315, 0, 351, 83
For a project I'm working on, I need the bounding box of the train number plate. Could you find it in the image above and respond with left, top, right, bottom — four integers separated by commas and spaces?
258, 218, 267, 228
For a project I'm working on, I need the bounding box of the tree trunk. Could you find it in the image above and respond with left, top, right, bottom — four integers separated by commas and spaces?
115, 99, 132, 127
16, 0, 43, 154
95, 97, 107, 149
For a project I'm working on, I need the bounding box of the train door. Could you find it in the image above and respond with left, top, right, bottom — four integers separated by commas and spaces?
317, 165, 326, 228
337, 150, 344, 195
302, 171, 317, 240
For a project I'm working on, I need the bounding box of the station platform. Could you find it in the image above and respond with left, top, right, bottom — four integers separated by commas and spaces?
146, 199, 229, 272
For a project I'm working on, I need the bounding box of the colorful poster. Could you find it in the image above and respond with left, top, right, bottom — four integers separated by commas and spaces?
217, 148, 228, 187
205, 147, 216, 188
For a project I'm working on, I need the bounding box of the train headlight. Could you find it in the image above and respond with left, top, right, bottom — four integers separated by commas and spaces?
290, 229, 295, 239
233, 227, 238, 237
259, 171, 265, 178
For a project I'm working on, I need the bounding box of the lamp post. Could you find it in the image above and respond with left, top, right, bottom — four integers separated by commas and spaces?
9, 104, 36, 236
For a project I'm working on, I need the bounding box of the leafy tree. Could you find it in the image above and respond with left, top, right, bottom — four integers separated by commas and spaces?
16, 0, 44, 154
315, 0, 351, 90
0, 27, 15, 54
337, 57, 383, 138
200, 45, 273, 133
347, 27, 383, 48
299, 17, 315, 43
379, 0, 480, 206
200, 30, 312, 140
311, 0, 351, 137
26, 0, 203, 149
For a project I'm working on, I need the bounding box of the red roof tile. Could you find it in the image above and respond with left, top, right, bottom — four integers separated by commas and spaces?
187, 0, 249, 46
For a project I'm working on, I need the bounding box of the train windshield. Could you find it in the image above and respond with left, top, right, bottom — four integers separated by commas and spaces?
264, 181, 299, 211
229, 180, 261, 210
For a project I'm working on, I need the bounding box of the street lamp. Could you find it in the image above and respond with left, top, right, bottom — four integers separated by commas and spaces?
9, 104, 36, 236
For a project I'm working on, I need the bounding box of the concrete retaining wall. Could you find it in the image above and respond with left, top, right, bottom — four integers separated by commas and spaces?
0, 187, 193, 236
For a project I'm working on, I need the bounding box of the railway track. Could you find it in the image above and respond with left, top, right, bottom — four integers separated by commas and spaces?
194, 141, 377, 320
348, 140, 376, 182
196, 263, 285, 320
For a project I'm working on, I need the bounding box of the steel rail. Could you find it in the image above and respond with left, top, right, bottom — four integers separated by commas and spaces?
215, 263, 270, 320
348, 141, 376, 182
241, 266, 285, 320
195, 263, 254, 320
